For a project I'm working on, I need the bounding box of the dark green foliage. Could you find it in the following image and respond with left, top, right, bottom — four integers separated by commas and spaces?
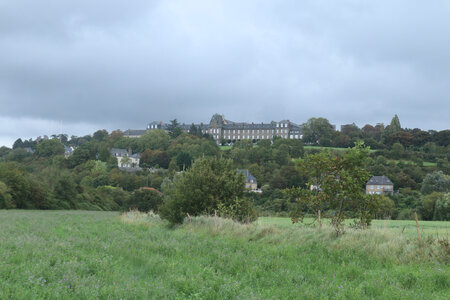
128, 189, 163, 212
176, 151, 192, 170
0, 164, 31, 208
301, 117, 335, 145
138, 130, 171, 152
93, 129, 109, 142
12, 138, 24, 149
0, 181, 14, 209
421, 171, 450, 195
140, 150, 170, 169
54, 176, 78, 209
434, 193, 449, 221
389, 114, 402, 133
167, 119, 183, 139
159, 157, 253, 224
36, 139, 65, 157
69, 144, 94, 167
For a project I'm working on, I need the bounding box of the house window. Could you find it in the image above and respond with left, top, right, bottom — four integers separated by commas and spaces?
370, 186, 374, 190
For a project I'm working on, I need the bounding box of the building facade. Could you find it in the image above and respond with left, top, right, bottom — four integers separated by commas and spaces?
146, 114, 302, 144
365, 176, 394, 195
110, 148, 141, 169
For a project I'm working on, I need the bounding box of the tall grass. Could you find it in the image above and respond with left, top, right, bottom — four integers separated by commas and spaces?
127, 214, 449, 265
1, 210, 449, 299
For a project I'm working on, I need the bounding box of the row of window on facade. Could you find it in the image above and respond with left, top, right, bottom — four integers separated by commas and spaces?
223, 135, 300, 140
212, 129, 290, 134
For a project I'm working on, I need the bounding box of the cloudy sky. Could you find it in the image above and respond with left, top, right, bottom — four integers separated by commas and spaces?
1, 0, 449, 147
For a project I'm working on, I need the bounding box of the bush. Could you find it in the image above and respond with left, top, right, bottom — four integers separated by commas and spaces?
0, 181, 14, 209
434, 193, 449, 221
217, 197, 258, 223
159, 157, 254, 224
128, 189, 163, 212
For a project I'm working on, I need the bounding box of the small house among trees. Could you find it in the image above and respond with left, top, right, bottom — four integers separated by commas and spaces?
110, 148, 141, 169
366, 176, 394, 195
238, 169, 258, 191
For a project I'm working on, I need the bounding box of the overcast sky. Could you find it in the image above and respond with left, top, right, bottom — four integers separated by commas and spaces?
1, 0, 449, 147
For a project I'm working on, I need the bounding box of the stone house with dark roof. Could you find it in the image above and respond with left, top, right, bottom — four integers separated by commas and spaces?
110, 148, 141, 169
238, 169, 258, 191
365, 176, 394, 195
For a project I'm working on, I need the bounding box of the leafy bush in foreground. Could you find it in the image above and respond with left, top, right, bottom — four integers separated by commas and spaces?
159, 157, 256, 224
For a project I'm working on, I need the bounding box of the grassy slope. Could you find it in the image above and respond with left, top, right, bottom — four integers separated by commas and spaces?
1, 210, 449, 299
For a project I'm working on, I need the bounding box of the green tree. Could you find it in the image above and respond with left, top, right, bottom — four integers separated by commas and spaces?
140, 150, 170, 169
0, 166, 31, 208
373, 195, 395, 219
0, 181, 14, 209
69, 144, 94, 167
389, 114, 402, 133
138, 130, 171, 152
287, 142, 374, 233
167, 119, 183, 139
301, 117, 335, 145
93, 129, 109, 142
54, 176, 78, 209
434, 193, 449, 221
36, 139, 65, 157
421, 192, 442, 220
176, 152, 192, 171
420, 171, 450, 195
391, 142, 404, 159
12, 138, 24, 149
128, 189, 163, 212
159, 157, 254, 224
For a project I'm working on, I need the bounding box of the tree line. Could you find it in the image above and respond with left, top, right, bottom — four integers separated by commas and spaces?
1, 115, 449, 222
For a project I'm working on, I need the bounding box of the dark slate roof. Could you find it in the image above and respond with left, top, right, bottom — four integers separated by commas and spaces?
366, 176, 393, 186
238, 169, 257, 183
145, 115, 304, 133
110, 148, 129, 156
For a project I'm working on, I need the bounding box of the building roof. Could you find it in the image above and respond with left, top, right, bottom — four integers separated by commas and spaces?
366, 176, 393, 186
110, 148, 129, 156
145, 115, 303, 133
238, 169, 257, 183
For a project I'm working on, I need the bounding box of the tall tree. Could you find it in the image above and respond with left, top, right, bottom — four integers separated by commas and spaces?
389, 114, 402, 133
36, 139, 65, 157
167, 119, 183, 138
93, 129, 109, 142
287, 142, 374, 232
301, 118, 335, 145
12, 138, 24, 149
189, 123, 198, 136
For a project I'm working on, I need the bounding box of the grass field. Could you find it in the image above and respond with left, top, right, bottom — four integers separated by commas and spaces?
256, 217, 450, 238
387, 159, 437, 167
1, 210, 449, 299
219, 145, 233, 150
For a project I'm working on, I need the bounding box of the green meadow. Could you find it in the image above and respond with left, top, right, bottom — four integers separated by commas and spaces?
257, 217, 449, 238
1, 210, 449, 299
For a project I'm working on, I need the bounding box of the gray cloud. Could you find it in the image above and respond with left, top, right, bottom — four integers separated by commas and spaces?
0, 0, 449, 146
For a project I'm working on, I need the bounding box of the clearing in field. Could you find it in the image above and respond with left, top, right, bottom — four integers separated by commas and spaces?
0, 210, 449, 299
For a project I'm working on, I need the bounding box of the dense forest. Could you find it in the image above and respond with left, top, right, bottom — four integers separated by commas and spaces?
0, 115, 449, 221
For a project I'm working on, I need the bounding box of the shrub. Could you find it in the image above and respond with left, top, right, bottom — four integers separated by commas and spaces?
128, 189, 163, 212
159, 157, 254, 224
